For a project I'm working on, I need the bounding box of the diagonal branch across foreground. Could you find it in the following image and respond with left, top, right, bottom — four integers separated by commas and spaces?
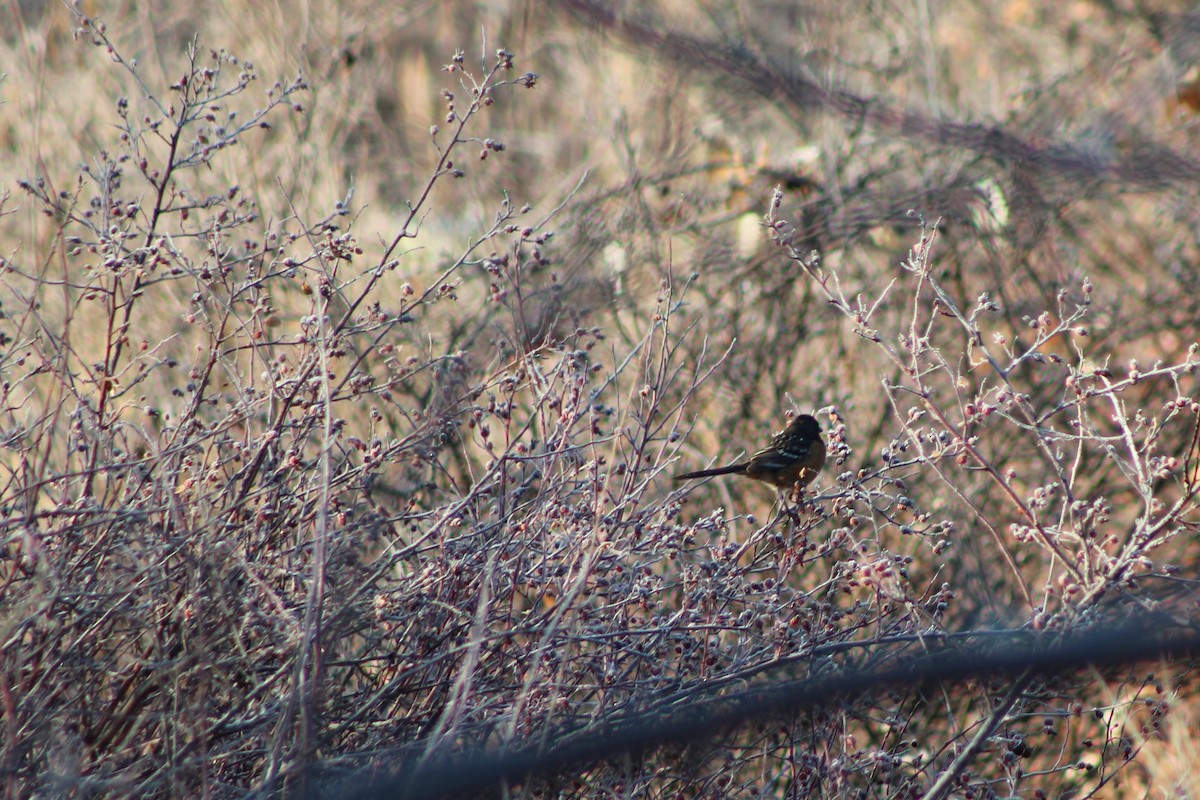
322, 619, 1200, 800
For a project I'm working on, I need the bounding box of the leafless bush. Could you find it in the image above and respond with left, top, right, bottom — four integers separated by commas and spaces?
3, 3, 1200, 800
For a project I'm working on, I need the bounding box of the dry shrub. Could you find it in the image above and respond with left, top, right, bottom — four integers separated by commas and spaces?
3, 3, 1200, 799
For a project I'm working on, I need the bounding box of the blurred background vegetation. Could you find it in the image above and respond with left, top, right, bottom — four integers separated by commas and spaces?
4, 0, 1200, 797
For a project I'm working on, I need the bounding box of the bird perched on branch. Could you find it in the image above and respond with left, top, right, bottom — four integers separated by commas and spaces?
676, 413, 826, 490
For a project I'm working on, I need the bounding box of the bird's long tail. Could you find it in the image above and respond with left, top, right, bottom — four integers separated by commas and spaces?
675, 463, 748, 481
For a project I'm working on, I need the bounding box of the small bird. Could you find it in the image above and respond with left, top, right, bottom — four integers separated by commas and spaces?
676, 414, 826, 490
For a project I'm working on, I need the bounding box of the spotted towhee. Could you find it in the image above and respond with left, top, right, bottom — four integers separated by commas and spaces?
676, 413, 826, 490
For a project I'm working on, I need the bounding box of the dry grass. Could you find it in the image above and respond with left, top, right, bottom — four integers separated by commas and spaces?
3, 1, 1200, 798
